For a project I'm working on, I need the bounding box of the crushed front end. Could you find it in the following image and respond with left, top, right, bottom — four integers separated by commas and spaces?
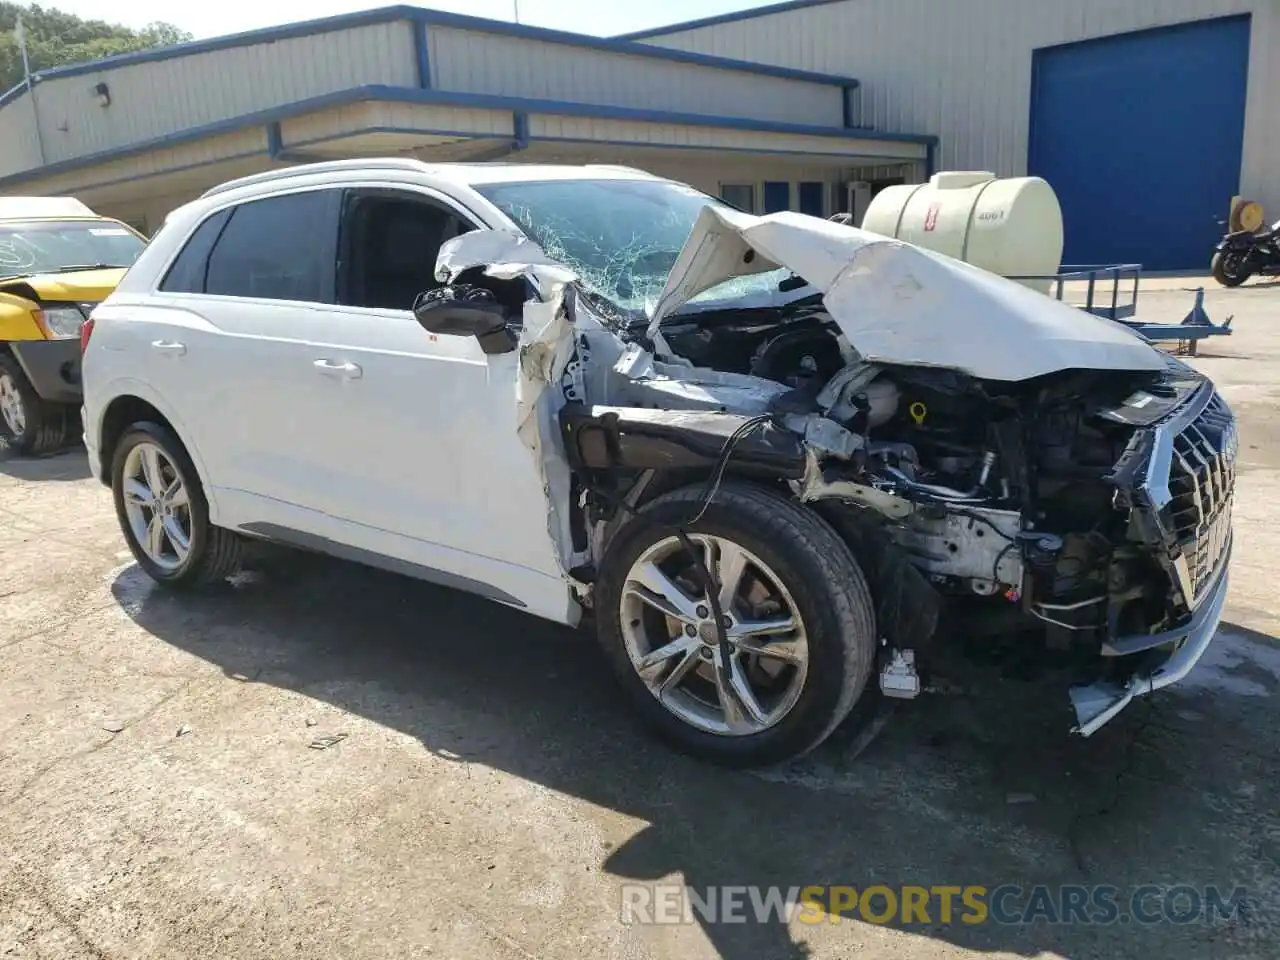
1065, 371, 1236, 734
430, 214, 1236, 739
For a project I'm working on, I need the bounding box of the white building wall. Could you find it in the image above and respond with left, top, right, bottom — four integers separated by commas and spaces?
637, 0, 1280, 216
428, 26, 844, 127
0, 95, 44, 174
14, 21, 417, 168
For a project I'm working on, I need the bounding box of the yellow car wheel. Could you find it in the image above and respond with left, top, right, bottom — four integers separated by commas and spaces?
0, 354, 70, 455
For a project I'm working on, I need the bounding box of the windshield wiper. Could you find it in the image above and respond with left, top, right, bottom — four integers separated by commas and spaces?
42, 263, 130, 273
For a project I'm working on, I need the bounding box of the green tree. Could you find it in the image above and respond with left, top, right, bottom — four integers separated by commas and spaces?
0, 3, 192, 94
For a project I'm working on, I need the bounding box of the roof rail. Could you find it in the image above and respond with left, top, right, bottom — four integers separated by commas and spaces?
583, 164, 649, 175
200, 157, 432, 198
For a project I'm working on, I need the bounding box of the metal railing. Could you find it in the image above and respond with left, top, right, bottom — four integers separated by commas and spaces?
1011, 263, 1143, 321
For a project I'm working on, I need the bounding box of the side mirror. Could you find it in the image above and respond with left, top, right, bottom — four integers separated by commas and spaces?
413, 288, 518, 355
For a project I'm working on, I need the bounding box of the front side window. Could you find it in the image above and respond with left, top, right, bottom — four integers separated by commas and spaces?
337, 189, 475, 311
0, 219, 145, 278
473, 178, 794, 324
191, 190, 341, 303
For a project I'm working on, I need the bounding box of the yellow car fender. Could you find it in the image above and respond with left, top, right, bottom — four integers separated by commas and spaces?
0, 290, 46, 343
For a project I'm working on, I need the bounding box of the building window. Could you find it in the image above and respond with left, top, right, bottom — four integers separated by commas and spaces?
798, 182, 825, 218
719, 184, 755, 213
762, 181, 791, 214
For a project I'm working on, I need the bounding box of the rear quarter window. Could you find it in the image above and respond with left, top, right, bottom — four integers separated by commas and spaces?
159, 208, 231, 293
160, 190, 340, 303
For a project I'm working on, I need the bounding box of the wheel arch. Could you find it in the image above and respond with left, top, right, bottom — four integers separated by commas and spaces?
96, 385, 216, 519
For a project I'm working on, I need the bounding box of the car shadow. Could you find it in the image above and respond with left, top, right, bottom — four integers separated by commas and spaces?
0, 440, 90, 481
110, 555, 1276, 958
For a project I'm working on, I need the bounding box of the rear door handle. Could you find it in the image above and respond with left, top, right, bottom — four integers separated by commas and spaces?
313, 359, 362, 380
151, 340, 186, 356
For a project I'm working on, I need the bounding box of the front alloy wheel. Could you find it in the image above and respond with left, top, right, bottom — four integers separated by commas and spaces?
620, 534, 810, 736
596, 481, 876, 767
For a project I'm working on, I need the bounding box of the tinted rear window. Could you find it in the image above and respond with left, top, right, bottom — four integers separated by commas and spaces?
162, 191, 340, 302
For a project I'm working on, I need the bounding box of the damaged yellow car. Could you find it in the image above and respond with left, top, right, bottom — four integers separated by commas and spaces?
0, 198, 145, 454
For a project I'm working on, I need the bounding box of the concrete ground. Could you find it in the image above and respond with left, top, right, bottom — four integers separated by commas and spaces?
1, 280, 1278, 960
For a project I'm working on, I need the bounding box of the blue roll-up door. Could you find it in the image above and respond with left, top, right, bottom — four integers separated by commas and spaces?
1028, 16, 1251, 271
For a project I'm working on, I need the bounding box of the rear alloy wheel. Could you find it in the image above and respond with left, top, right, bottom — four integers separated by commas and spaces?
111, 422, 243, 586
0, 355, 69, 455
596, 481, 877, 768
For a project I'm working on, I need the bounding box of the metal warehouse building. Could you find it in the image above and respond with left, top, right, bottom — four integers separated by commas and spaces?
0, 6, 932, 237
623, 0, 1280, 270
0, 1, 1275, 271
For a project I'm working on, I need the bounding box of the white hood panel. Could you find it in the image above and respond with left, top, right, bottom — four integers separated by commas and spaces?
647, 207, 1165, 382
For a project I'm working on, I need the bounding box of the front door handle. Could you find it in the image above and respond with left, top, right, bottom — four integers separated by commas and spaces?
151, 340, 186, 356
313, 359, 362, 380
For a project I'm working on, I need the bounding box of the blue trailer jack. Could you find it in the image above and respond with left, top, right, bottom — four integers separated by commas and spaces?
1126, 288, 1233, 356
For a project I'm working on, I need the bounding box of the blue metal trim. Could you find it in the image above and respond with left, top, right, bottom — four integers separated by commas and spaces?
414, 20, 432, 88
266, 122, 284, 157
0, 84, 933, 189
0, 81, 27, 108
617, 0, 849, 40
512, 111, 530, 151
284, 124, 922, 162
528, 134, 911, 161
3, 5, 858, 90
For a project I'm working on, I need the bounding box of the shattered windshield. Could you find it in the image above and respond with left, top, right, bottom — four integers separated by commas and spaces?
473, 178, 799, 323
0, 220, 144, 278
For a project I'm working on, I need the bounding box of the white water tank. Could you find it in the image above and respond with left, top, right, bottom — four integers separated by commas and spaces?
861, 172, 1064, 290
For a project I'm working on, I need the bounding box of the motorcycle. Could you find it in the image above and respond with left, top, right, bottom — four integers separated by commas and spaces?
1212, 217, 1280, 287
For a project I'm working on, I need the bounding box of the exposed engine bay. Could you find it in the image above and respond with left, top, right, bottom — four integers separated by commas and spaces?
421, 210, 1236, 738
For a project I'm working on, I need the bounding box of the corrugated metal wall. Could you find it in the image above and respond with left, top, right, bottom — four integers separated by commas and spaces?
0, 95, 44, 174
638, 0, 1279, 216
22, 21, 417, 166
428, 26, 843, 126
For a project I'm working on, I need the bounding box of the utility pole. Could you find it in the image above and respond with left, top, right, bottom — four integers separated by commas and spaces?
513, 0, 520, 24
15, 13, 48, 165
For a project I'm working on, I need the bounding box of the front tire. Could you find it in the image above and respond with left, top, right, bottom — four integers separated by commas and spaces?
111, 421, 243, 587
595, 481, 877, 768
0, 354, 70, 455
1212, 250, 1252, 287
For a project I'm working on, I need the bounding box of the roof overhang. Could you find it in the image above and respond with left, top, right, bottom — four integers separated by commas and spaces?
1, 85, 933, 198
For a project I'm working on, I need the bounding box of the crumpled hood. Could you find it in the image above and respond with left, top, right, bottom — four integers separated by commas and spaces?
647, 206, 1165, 382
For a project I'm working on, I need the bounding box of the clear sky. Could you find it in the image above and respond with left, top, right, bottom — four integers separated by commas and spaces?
39, 0, 762, 40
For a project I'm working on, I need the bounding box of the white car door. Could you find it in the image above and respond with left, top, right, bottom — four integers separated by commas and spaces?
285, 186, 570, 622
141, 183, 570, 622
147, 187, 348, 521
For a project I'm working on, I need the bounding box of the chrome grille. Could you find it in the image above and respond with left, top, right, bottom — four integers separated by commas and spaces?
1167, 392, 1236, 603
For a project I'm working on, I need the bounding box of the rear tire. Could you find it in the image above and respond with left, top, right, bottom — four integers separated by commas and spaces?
1211, 250, 1251, 287
111, 421, 243, 587
595, 481, 877, 768
0, 354, 70, 455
